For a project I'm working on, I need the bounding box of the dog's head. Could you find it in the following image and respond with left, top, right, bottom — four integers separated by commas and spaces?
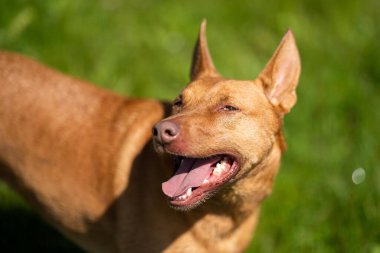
153, 21, 300, 210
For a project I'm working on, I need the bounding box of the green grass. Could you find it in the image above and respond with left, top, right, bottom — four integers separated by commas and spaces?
0, 0, 379, 252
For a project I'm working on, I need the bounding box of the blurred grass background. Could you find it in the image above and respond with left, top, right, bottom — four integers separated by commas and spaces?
0, 0, 379, 252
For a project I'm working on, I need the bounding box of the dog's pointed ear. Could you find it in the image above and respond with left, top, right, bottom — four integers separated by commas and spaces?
190, 20, 220, 81
258, 30, 301, 114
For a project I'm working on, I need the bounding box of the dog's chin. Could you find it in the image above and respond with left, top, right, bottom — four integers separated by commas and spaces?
161, 154, 241, 211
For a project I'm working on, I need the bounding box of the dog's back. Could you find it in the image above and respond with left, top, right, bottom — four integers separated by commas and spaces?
0, 51, 167, 252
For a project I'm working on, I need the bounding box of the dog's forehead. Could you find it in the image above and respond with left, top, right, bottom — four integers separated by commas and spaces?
182, 78, 266, 104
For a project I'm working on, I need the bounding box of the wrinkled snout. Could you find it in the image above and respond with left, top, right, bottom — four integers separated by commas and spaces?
152, 120, 180, 145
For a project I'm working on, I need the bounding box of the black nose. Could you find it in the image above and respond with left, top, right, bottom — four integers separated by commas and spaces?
152, 121, 180, 144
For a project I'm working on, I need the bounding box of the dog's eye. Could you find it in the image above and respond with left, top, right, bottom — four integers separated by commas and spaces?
173, 96, 183, 107
221, 105, 239, 111
174, 100, 182, 107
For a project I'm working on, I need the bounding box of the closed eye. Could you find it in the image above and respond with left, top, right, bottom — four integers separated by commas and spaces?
173, 95, 183, 107
174, 99, 182, 107
220, 105, 239, 111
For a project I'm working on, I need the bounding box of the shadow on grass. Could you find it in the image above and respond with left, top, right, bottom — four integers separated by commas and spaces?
0, 207, 83, 253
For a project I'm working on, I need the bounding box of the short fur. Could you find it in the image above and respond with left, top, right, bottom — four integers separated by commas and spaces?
0, 21, 300, 253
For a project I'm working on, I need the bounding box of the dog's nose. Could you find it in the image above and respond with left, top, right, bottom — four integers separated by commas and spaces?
153, 121, 180, 144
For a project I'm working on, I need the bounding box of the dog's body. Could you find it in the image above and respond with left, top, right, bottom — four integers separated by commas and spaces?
0, 22, 300, 253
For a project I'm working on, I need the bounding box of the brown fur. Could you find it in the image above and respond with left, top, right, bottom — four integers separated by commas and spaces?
0, 21, 300, 253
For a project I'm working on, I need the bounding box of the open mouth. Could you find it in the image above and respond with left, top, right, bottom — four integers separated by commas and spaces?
162, 154, 239, 209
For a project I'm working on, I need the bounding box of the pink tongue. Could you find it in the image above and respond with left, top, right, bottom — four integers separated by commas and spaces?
162, 157, 221, 197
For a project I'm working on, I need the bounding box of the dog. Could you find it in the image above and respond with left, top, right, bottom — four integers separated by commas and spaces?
0, 21, 300, 253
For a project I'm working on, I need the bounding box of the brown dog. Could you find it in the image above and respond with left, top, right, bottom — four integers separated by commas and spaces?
0, 21, 300, 253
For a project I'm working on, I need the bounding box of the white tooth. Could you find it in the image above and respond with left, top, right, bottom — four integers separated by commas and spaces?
202, 179, 209, 184
186, 188, 192, 197
213, 166, 222, 176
